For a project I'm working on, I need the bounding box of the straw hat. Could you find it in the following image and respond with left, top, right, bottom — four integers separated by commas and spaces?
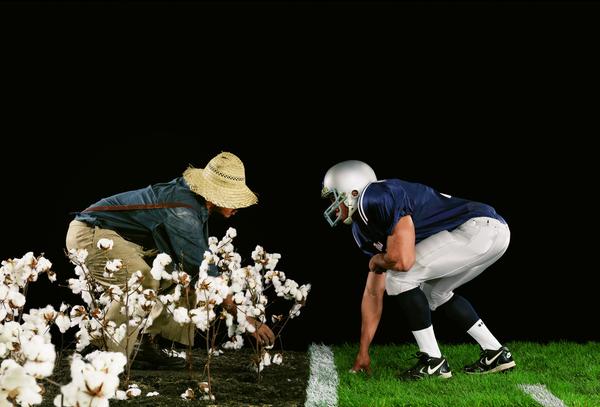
183, 152, 258, 209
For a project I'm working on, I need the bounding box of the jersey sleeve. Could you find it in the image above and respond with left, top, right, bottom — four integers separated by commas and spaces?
351, 225, 378, 257
362, 181, 414, 236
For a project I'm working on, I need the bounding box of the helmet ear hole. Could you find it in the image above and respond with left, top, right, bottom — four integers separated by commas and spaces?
351, 190, 359, 197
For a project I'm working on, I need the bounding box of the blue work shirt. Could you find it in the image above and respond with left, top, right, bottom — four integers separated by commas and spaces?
76, 177, 213, 275
352, 179, 505, 257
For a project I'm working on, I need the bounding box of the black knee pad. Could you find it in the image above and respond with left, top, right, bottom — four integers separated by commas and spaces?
392, 287, 432, 331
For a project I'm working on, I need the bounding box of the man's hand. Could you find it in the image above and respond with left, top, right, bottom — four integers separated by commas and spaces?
223, 295, 275, 346
247, 316, 275, 347
369, 254, 387, 274
350, 351, 371, 374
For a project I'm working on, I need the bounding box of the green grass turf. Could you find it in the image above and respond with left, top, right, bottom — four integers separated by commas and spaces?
333, 342, 600, 407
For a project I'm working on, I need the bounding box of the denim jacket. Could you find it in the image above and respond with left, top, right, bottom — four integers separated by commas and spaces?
76, 177, 212, 275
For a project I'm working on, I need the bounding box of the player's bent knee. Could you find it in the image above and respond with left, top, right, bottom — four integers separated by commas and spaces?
428, 291, 454, 311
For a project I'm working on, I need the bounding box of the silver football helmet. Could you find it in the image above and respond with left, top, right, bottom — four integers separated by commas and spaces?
321, 160, 377, 226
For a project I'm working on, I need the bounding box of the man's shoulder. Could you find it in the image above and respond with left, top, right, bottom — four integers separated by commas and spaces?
149, 177, 208, 219
154, 177, 200, 201
362, 179, 407, 204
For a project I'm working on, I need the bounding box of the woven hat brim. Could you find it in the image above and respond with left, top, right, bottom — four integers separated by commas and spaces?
183, 168, 258, 209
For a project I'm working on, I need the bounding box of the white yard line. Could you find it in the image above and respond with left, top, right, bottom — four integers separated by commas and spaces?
305, 344, 339, 407
519, 384, 568, 407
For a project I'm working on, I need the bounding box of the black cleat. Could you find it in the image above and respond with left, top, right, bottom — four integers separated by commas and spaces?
464, 346, 516, 374
398, 352, 452, 381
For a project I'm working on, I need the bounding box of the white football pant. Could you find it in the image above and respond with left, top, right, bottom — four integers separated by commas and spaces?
385, 217, 510, 310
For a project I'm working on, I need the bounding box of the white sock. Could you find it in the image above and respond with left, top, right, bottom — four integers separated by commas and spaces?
467, 319, 502, 350
412, 325, 442, 358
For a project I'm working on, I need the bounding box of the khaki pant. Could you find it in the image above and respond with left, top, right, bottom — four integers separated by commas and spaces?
66, 220, 195, 355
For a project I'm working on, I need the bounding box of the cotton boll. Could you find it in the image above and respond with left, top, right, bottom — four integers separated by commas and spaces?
181, 388, 195, 400
153, 253, 172, 268
126, 384, 141, 398
272, 353, 283, 365
262, 352, 271, 367
113, 324, 127, 344
289, 303, 302, 319
24, 360, 54, 378
222, 335, 244, 350
0, 359, 43, 407
46, 270, 57, 282
68, 248, 88, 264
68, 278, 85, 295
225, 227, 237, 239
8, 290, 25, 308
173, 307, 191, 324
55, 314, 71, 333
35, 257, 53, 273
0, 284, 9, 302
81, 290, 93, 306
75, 327, 90, 352
96, 239, 114, 250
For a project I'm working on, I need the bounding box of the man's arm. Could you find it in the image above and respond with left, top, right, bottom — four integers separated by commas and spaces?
369, 215, 416, 273
351, 271, 386, 373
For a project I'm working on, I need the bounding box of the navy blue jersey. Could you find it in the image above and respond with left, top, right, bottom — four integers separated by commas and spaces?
351, 179, 505, 257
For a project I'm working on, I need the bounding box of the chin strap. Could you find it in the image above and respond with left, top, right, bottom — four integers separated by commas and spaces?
343, 197, 359, 225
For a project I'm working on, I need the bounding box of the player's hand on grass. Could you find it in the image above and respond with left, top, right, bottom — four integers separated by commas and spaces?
350, 351, 371, 374
247, 316, 275, 347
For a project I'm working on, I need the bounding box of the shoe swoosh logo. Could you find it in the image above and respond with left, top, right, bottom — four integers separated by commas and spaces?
485, 352, 503, 365
427, 360, 446, 375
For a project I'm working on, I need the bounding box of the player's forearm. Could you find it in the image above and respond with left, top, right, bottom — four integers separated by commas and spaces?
372, 252, 413, 272
358, 290, 383, 354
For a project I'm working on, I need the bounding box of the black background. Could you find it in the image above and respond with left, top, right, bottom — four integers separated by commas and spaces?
1, 1, 597, 350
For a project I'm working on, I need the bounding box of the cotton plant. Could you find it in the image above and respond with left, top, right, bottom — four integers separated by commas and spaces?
211, 229, 310, 377
0, 249, 163, 407
68, 242, 191, 385
1, 252, 56, 324
148, 227, 310, 397
1, 231, 310, 404
249, 245, 310, 374
150, 234, 234, 400
0, 320, 54, 407
0, 253, 59, 407
0, 255, 77, 407
65, 245, 160, 380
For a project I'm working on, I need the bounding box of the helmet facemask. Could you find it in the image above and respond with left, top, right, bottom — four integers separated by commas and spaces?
322, 187, 359, 227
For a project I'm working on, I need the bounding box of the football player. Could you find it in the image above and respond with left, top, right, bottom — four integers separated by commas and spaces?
322, 160, 515, 380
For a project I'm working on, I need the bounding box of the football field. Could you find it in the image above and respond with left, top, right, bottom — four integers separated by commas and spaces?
306, 342, 600, 407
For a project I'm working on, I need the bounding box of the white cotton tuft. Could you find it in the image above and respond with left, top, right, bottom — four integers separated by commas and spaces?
97, 238, 114, 250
